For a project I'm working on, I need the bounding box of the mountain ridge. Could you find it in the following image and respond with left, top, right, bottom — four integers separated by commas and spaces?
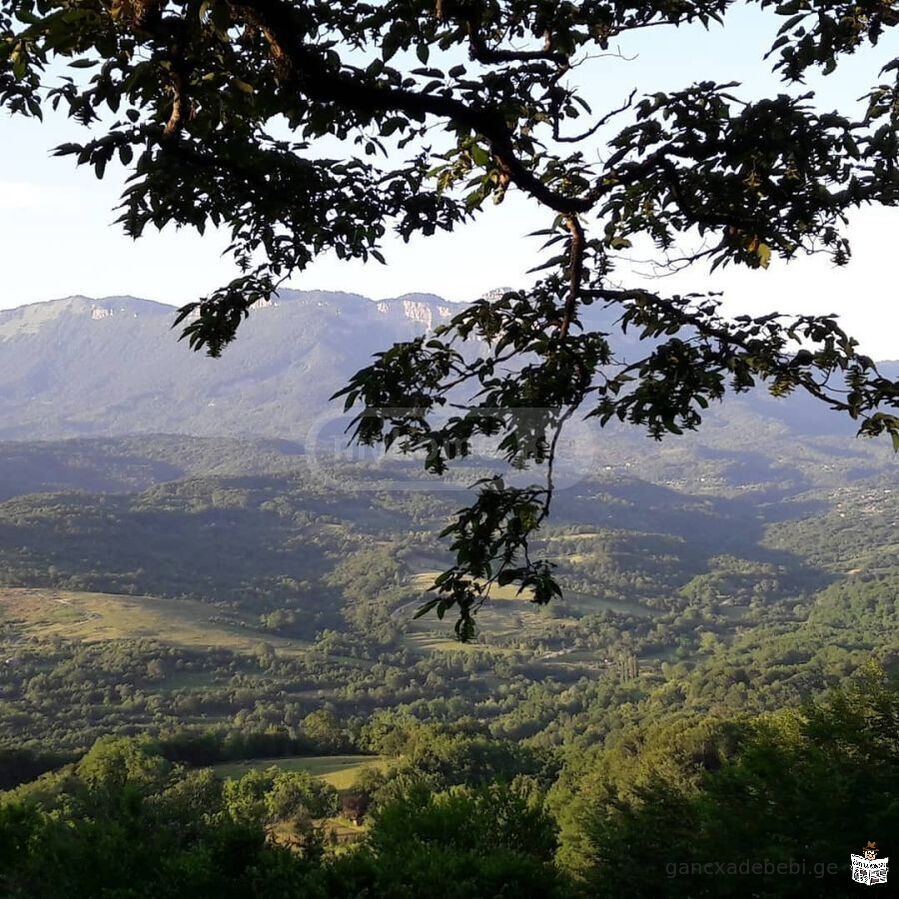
0, 289, 473, 440
0, 290, 895, 454
0, 288, 468, 318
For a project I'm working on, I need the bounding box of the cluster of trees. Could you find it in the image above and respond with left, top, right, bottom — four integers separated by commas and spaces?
550, 665, 899, 896
0, 733, 566, 898
2, 668, 896, 897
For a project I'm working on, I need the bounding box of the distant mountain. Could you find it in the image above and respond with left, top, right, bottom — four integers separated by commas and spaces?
0, 290, 895, 467
0, 290, 464, 440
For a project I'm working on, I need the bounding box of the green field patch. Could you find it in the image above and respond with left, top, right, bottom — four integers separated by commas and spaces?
541, 648, 611, 666
402, 632, 516, 655
400, 552, 448, 574
212, 755, 385, 790
0, 588, 312, 656
409, 571, 532, 602
408, 571, 657, 617
400, 575, 579, 653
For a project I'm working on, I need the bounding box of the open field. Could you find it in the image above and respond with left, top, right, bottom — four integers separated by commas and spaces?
407, 571, 656, 618
398, 564, 659, 661
402, 632, 519, 655
212, 755, 386, 789
0, 588, 312, 656
409, 571, 532, 601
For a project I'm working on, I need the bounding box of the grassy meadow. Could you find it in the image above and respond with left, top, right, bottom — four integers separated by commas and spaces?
0, 588, 312, 656
213, 755, 386, 790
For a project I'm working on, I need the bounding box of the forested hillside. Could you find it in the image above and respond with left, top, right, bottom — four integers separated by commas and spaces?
2, 669, 896, 897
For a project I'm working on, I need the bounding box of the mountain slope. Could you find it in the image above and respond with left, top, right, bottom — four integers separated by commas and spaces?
0, 291, 896, 460
0, 291, 466, 440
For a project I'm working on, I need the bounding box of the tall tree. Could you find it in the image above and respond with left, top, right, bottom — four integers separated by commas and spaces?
3, 0, 899, 636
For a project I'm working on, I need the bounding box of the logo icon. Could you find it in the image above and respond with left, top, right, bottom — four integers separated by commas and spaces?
851, 841, 889, 886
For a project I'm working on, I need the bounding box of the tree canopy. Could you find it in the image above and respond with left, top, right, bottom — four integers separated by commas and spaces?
3, 0, 899, 636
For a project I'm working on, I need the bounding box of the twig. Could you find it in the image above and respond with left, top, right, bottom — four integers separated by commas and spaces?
559, 216, 585, 338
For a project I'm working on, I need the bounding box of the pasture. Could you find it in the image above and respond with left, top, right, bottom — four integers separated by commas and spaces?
0, 587, 312, 656
213, 754, 386, 790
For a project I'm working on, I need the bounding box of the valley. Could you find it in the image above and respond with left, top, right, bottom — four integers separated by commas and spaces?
5, 0, 899, 886
0, 425, 894, 757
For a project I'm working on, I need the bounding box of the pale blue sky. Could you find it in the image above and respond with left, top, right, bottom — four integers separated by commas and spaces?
1, 4, 897, 357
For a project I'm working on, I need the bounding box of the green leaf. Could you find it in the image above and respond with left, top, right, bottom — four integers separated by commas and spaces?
470, 144, 490, 167
412, 598, 441, 619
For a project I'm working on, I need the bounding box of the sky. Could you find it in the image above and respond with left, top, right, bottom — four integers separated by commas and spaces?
1, 4, 897, 359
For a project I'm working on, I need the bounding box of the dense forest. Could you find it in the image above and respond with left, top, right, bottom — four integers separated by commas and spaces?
2, 670, 896, 897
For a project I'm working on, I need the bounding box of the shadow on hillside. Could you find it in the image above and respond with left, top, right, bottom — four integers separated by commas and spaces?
548, 475, 836, 598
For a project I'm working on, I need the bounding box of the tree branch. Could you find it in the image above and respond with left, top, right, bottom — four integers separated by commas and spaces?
553, 89, 636, 144
230, 0, 594, 215
465, 18, 568, 67
559, 216, 584, 338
